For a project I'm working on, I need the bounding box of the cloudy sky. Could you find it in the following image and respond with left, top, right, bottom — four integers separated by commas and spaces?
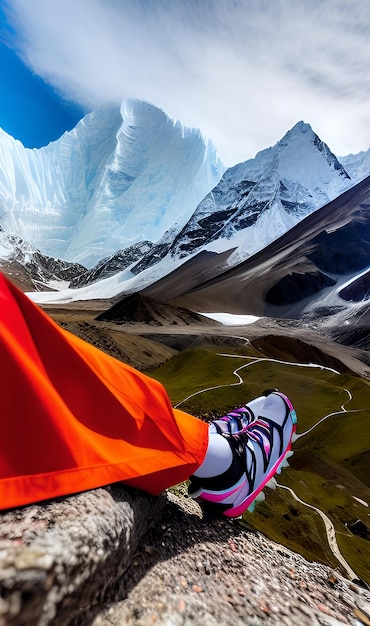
1, 0, 370, 165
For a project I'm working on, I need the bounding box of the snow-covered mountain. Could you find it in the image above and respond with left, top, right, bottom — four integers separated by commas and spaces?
133, 122, 356, 272
0, 226, 85, 289
338, 149, 370, 182
2, 101, 370, 301
69, 241, 153, 288
59, 120, 367, 296
163, 173, 370, 352
0, 99, 224, 268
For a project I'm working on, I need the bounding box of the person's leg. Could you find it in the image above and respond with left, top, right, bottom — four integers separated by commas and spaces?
0, 273, 295, 514
188, 391, 297, 517
0, 273, 209, 510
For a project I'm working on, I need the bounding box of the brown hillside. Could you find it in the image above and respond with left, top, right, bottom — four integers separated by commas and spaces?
96, 292, 219, 327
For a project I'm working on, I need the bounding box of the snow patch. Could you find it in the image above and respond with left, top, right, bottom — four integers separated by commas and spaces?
201, 312, 260, 325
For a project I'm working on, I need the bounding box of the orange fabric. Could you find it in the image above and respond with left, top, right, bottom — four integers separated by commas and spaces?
0, 274, 208, 510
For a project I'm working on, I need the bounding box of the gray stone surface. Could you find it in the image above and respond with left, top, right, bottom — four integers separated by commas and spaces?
0, 486, 165, 625
93, 493, 370, 626
0, 488, 369, 626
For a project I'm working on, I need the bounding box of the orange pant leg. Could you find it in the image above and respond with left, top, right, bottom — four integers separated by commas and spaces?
0, 274, 208, 510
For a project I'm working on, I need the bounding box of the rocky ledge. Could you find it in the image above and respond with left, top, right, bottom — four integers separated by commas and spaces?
0, 487, 164, 625
0, 487, 369, 626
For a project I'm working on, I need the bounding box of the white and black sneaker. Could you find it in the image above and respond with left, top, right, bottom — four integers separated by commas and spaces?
188, 391, 297, 518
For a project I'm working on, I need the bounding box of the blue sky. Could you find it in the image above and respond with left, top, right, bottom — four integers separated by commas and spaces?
1, 0, 370, 165
0, 3, 84, 147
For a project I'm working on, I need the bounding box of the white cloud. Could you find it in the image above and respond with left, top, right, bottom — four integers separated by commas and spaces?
7, 0, 370, 164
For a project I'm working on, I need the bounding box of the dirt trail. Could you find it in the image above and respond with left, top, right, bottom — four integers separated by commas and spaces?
278, 484, 357, 580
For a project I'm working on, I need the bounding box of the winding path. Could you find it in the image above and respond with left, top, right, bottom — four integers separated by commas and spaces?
278, 484, 357, 580
175, 353, 340, 408
296, 387, 367, 439
174, 346, 364, 580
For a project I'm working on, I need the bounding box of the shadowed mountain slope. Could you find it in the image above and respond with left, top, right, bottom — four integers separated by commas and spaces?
330, 307, 370, 352
142, 175, 370, 323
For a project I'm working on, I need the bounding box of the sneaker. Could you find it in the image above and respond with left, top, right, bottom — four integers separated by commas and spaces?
210, 390, 276, 436
189, 391, 297, 518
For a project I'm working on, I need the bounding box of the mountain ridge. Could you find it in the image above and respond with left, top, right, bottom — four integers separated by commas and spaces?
128, 119, 356, 276
1, 99, 370, 310
161, 174, 370, 352
166, 174, 370, 301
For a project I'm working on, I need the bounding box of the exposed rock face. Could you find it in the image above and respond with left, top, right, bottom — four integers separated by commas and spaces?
265, 271, 337, 305
0, 486, 165, 626
0, 231, 86, 290
306, 219, 370, 274
339, 269, 370, 303
69, 242, 153, 288
1, 490, 370, 626
94, 493, 370, 625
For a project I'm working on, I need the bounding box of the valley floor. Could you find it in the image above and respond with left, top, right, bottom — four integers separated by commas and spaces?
44, 303, 370, 589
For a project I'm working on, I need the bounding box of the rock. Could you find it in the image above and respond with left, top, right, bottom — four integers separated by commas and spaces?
0, 486, 165, 625
1, 488, 369, 625
92, 493, 370, 626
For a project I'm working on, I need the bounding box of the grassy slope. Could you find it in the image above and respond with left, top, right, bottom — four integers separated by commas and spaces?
147, 344, 370, 585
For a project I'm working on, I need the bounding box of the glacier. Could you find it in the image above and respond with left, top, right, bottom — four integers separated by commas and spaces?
0, 99, 224, 268
2, 100, 370, 305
